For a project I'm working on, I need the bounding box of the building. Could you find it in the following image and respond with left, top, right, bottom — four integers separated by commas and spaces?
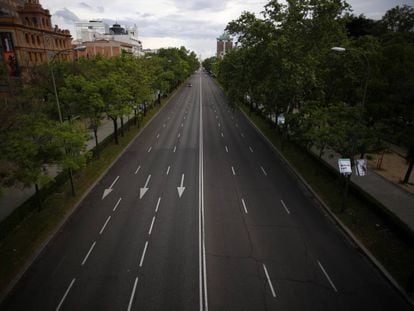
74, 20, 109, 42
0, 0, 72, 95
75, 21, 143, 57
76, 38, 133, 58
216, 32, 233, 58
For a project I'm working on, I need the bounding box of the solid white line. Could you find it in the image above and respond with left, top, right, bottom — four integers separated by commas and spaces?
221, 132, 224, 138
249, 146, 254, 153
99, 216, 111, 235
148, 216, 156, 235
263, 264, 276, 298
225, 146, 229, 153
139, 241, 149, 267
134, 165, 141, 175
127, 277, 139, 311
166, 165, 171, 175
113, 198, 122, 211
155, 197, 161, 212
81, 241, 96, 266
241, 199, 248, 214
231, 166, 236, 176
261, 166, 268, 176
173, 146, 177, 153
281, 200, 290, 214
56, 278, 76, 311
147, 147, 152, 153
199, 73, 208, 311
317, 261, 338, 292
110, 176, 120, 189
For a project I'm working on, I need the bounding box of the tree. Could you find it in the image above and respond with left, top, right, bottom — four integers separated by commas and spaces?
382, 5, 414, 33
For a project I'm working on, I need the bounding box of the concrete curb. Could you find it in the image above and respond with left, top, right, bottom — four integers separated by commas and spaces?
0, 85, 182, 304
239, 108, 414, 308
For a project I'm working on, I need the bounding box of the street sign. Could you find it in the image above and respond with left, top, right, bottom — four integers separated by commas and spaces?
355, 159, 367, 176
338, 158, 352, 175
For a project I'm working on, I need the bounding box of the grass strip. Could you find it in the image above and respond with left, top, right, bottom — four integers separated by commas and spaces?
241, 106, 414, 292
0, 97, 170, 293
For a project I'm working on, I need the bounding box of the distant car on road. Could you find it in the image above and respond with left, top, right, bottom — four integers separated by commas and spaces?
188, 83, 192, 87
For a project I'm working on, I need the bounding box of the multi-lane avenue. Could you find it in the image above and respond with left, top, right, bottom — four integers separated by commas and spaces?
1, 70, 411, 310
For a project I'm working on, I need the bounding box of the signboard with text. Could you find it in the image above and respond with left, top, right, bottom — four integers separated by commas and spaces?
338, 158, 352, 175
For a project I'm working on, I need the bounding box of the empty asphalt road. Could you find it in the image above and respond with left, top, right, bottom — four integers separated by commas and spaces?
1, 70, 411, 311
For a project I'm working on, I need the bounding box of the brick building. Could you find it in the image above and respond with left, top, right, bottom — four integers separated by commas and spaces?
0, 0, 72, 95
76, 39, 133, 58
216, 32, 233, 58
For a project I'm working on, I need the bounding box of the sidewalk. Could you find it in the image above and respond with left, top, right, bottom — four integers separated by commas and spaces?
313, 147, 414, 233
0, 117, 125, 222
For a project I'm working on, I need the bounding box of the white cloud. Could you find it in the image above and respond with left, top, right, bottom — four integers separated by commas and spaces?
41, 0, 414, 58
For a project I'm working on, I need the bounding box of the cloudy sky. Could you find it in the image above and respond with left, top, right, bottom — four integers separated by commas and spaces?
41, 0, 414, 58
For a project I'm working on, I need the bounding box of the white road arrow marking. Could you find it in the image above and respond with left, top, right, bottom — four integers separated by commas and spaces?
177, 174, 186, 198
140, 175, 151, 199
102, 176, 119, 200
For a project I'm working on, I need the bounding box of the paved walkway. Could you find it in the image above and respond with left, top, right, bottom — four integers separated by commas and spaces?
312, 147, 414, 233
0, 117, 126, 222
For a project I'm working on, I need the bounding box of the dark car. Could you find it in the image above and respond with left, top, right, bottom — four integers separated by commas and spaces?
188, 83, 192, 87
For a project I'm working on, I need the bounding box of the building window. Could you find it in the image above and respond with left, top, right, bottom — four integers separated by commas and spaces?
25, 33, 29, 44
32, 17, 37, 27
37, 36, 41, 46
25, 17, 30, 26
31, 35, 35, 45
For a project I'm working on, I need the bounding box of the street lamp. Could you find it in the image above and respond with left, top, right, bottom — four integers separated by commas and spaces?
331, 46, 370, 212
49, 45, 86, 196
331, 46, 370, 110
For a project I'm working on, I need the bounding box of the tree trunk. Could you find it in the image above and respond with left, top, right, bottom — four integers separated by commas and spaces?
120, 116, 124, 137
93, 127, 99, 158
35, 183, 41, 211
402, 159, 413, 184
112, 117, 119, 144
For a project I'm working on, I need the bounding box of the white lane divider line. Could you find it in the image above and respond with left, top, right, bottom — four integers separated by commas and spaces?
166, 165, 171, 175
241, 199, 248, 214
99, 216, 111, 235
225, 146, 229, 153
216, 115, 218, 119
173, 146, 177, 153
281, 200, 290, 214
178, 133, 181, 138
221, 132, 224, 138
231, 166, 236, 176
148, 216, 156, 235
155, 197, 161, 213
139, 241, 149, 267
249, 146, 254, 153
263, 264, 277, 298
236, 123, 239, 127
241, 133, 245, 138
56, 278, 76, 311
163, 123, 166, 128
147, 147, 152, 153
218, 123, 221, 127
81, 241, 96, 266
135, 165, 141, 175
181, 123, 184, 127
127, 277, 139, 311
260, 166, 268, 176
156, 133, 160, 139
317, 261, 338, 292
113, 198, 122, 212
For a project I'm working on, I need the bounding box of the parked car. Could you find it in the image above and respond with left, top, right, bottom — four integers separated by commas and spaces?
188, 83, 192, 87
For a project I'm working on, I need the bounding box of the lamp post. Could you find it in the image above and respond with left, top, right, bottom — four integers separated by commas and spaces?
331, 47, 370, 110
331, 46, 370, 212
49, 45, 86, 196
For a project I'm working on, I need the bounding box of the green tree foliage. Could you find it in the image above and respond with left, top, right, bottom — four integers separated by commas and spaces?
218, 1, 414, 183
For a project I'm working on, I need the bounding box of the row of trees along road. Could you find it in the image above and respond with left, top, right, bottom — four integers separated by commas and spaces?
203, 1, 414, 186
0, 47, 199, 198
